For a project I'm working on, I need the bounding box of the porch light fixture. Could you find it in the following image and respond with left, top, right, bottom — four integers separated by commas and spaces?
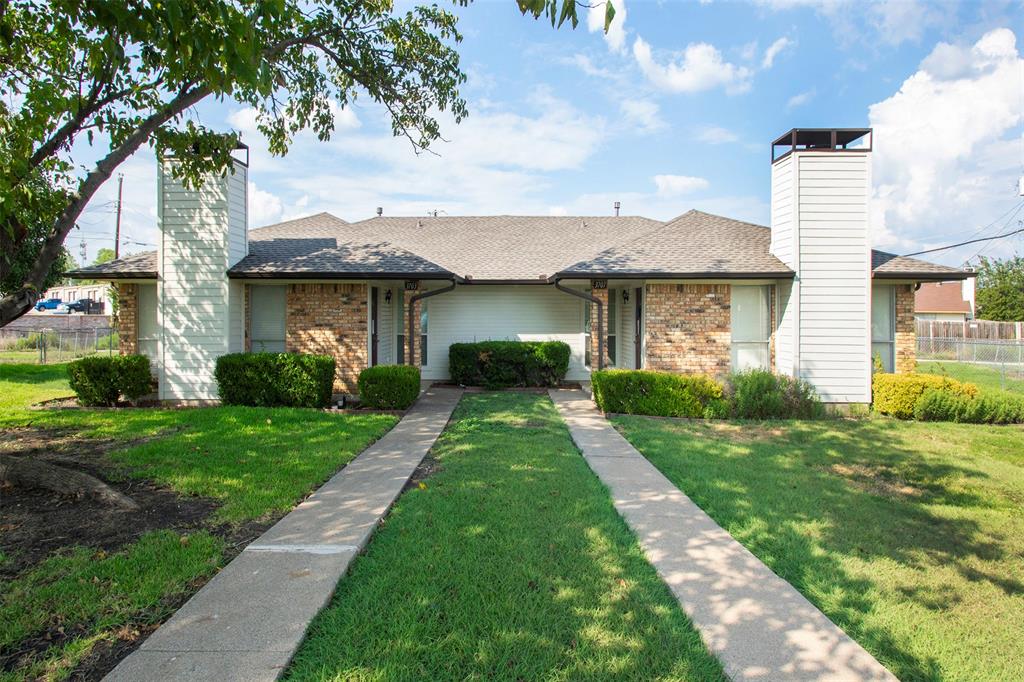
622, 289, 629, 303
385, 289, 392, 304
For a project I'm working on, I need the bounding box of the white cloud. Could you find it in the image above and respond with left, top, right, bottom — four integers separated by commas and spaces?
869, 28, 1024, 260
620, 98, 666, 134
633, 37, 753, 94
752, 0, 949, 47
249, 182, 283, 226
786, 89, 815, 108
697, 126, 739, 144
569, 53, 614, 79
654, 174, 710, 196
761, 37, 793, 69
588, 0, 628, 54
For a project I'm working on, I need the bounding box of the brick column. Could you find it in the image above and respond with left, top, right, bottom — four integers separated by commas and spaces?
894, 284, 916, 373
408, 298, 422, 367
115, 283, 138, 355
285, 283, 368, 393
590, 287, 609, 369
644, 283, 731, 376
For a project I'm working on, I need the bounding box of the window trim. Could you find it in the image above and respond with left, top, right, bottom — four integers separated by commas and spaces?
730, 285, 771, 372
871, 284, 896, 373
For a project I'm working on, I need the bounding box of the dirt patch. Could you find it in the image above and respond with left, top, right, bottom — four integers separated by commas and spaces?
825, 462, 924, 500
404, 450, 443, 492
0, 427, 216, 579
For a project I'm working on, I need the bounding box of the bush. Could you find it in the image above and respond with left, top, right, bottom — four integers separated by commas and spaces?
67, 354, 153, 406
591, 369, 726, 418
873, 373, 978, 419
358, 365, 421, 409
914, 388, 1024, 424
449, 341, 570, 389
726, 369, 824, 420
215, 353, 335, 408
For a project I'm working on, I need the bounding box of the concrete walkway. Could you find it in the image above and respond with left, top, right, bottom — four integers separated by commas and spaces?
105, 387, 463, 682
549, 389, 896, 682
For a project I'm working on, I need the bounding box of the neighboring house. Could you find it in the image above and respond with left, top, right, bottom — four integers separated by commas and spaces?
69, 128, 969, 404
33, 283, 112, 314
915, 280, 975, 321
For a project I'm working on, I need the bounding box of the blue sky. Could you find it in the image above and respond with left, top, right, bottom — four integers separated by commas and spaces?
74, 0, 1024, 268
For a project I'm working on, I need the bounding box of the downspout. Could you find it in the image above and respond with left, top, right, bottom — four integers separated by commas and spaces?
408, 278, 457, 367
553, 278, 604, 370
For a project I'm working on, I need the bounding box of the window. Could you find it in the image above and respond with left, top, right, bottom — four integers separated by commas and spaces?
137, 284, 159, 372
419, 300, 428, 366
250, 285, 286, 352
872, 285, 895, 372
607, 292, 617, 366
731, 285, 770, 371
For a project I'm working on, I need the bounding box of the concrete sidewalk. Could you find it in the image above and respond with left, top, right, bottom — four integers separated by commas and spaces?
105, 387, 463, 682
549, 389, 896, 682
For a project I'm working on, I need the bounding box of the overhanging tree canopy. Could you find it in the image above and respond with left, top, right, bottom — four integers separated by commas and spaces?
0, 0, 613, 327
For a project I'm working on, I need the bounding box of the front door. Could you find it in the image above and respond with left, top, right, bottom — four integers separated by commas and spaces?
634, 287, 642, 369
370, 286, 379, 366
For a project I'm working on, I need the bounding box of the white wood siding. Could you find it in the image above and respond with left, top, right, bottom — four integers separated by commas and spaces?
769, 154, 795, 267
420, 285, 588, 381
375, 284, 395, 364
618, 288, 636, 369
794, 151, 871, 402
775, 280, 794, 376
157, 161, 248, 400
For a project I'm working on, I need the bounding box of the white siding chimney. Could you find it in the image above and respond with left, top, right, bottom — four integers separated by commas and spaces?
770, 129, 873, 403
156, 155, 248, 401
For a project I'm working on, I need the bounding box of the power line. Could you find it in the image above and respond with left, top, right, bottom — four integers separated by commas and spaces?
902, 222, 1024, 258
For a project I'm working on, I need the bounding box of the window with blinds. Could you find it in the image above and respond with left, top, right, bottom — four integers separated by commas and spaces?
250, 285, 286, 352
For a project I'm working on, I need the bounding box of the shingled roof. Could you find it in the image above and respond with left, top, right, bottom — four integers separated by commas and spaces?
556, 210, 794, 278
69, 210, 969, 282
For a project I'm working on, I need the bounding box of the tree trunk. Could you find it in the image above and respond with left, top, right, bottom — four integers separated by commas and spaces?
0, 454, 139, 510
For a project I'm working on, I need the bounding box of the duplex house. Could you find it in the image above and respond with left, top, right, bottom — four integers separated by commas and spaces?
71, 128, 969, 404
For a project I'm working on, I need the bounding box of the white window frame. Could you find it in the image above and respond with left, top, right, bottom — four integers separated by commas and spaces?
249, 285, 287, 353
872, 284, 896, 373
731, 285, 771, 372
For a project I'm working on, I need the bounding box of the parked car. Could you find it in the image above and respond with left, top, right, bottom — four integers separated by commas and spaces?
62, 299, 97, 313
34, 298, 62, 311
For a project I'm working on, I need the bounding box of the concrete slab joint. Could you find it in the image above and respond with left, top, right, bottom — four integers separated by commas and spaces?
548, 388, 897, 682
104, 387, 464, 682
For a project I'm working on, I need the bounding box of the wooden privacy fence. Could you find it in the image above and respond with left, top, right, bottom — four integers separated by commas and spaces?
916, 319, 1024, 340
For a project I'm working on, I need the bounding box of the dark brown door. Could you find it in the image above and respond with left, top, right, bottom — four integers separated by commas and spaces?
634, 287, 642, 369
370, 286, 379, 366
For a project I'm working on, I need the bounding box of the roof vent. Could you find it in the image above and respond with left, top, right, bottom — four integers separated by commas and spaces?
376, 207, 383, 217
614, 201, 621, 217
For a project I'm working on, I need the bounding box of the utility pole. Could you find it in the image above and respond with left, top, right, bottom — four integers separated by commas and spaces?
114, 173, 124, 258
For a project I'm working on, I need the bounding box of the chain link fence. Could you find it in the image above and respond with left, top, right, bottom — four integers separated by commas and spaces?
0, 327, 118, 364
916, 336, 1024, 390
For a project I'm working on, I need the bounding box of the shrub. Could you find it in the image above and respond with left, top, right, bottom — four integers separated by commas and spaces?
591, 370, 726, 418
873, 373, 978, 419
67, 354, 153, 406
914, 388, 1024, 424
726, 369, 824, 420
449, 341, 570, 389
358, 365, 421, 409
215, 353, 335, 408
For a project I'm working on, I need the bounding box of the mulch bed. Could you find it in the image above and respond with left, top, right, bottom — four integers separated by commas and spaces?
0, 427, 274, 680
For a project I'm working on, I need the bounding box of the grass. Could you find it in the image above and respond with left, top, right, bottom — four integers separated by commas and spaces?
917, 360, 1024, 394
613, 416, 1024, 682
0, 364, 397, 679
286, 393, 725, 682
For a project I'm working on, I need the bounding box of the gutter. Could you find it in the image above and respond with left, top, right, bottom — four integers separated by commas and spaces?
408, 278, 458, 367
550, 271, 795, 281
553, 278, 604, 371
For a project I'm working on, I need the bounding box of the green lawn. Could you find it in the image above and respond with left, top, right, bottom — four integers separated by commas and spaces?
1, 364, 397, 680
286, 393, 725, 682
614, 416, 1024, 682
917, 360, 1024, 394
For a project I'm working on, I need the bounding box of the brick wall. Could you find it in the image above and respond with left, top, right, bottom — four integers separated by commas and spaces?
895, 283, 916, 373
115, 283, 138, 355
589, 286, 610, 369
644, 283, 731, 376
285, 283, 367, 393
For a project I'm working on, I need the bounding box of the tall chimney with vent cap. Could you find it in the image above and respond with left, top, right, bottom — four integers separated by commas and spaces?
769, 128, 873, 405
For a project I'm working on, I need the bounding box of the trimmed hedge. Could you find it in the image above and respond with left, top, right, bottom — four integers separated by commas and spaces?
727, 369, 824, 420
872, 373, 978, 420
358, 365, 421, 409
449, 341, 570, 389
591, 369, 727, 418
67, 355, 153, 406
914, 388, 1024, 424
214, 353, 335, 408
